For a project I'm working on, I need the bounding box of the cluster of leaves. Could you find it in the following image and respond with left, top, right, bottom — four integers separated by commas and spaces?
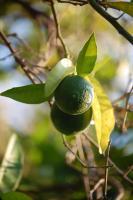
0, 34, 115, 154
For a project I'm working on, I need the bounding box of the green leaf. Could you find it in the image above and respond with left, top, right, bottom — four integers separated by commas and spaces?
76, 33, 97, 76
106, 2, 133, 17
0, 134, 24, 192
87, 76, 115, 153
1, 192, 32, 200
1, 84, 48, 104
45, 58, 74, 97
95, 57, 117, 82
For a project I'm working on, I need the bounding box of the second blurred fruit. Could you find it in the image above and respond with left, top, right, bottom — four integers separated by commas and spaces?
51, 103, 92, 135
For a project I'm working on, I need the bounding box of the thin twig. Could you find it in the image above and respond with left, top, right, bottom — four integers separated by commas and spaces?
82, 134, 96, 168
113, 104, 133, 112
114, 13, 125, 21
90, 178, 104, 197
61, 134, 87, 166
122, 85, 133, 132
7, 33, 46, 60
26, 68, 43, 83
124, 165, 133, 178
113, 92, 133, 105
83, 133, 133, 185
108, 177, 124, 200
0, 52, 19, 61
104, 140, 111, 198
61, 134, 112, 169
49, 0, 69, 57
0, 31, 42, 84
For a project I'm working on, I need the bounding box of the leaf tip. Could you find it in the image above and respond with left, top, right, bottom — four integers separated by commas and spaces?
90, 32, 96, 41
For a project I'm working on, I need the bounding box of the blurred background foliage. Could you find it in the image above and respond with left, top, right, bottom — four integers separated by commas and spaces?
0, 0, 133, 199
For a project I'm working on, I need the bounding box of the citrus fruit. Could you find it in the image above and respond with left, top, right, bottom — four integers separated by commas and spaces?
51, 103, 92, 135
54, 75, 94, 115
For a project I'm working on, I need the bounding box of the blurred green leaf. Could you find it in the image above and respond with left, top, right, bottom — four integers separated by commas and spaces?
106, 2, 133, 17
0, 134, 24, 192
76, 33, 97, 76
1, 84, 48, 104
87, 76, 115, 153
45, 58, 74, 98
95, 57, 117, 82
93, 56, 112, 74
1, 192, 32, 200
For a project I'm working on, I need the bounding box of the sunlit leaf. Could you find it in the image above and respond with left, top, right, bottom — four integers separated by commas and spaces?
1, 192, 32, 200
76, 33, 97, 76
1, 84, 48, 104
87, 76, 115, 153
45, 58, 74, 97
0, 134, 24, 192
91, 88, 102, 152
106, 2, 133, 17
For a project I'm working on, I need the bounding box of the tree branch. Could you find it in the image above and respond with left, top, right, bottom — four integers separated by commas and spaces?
122, 85, 133, 132
0, 31, 41, 83
88, 0, 133, 45
83, 133, 133, 185
56, 0, 133, 44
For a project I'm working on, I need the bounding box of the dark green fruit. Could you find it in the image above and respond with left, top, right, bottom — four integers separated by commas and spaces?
54, 75, 94, 115
51, 103, 92, 135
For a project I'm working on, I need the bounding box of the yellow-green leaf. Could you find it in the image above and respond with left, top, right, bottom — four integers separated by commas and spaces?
91, 89, 102, 152
87, 76, 115, 153
106, 2, 133, 17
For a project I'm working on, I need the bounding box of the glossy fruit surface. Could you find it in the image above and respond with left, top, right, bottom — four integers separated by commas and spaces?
55, 75, 94, 115
51, 103, 92, 135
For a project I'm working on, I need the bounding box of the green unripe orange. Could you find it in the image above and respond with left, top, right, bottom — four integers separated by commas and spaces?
51, 103, 92, 135
54, 75, 94, 115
